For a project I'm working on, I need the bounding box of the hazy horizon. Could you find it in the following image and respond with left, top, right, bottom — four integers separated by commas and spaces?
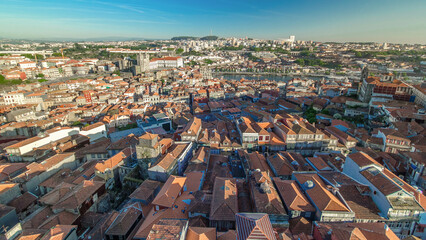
1, 0, 426, 44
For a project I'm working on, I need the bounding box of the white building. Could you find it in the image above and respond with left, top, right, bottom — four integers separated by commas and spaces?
149, 57, 183, 70
18, 61, 37, 70
343, 151, 425, 238
3, 91, 25, 105
4, 127, 80, 162
80, 122, 107, 143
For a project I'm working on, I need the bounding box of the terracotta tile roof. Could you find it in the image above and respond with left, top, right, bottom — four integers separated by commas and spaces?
39, 182, 76, 206
95, 147, 132, 172
0, 182, 18, 195
273, 178, 315, 212
181, 117, 202, 137
210, 177, 238, 221
191, 147, 209, 164
185, 171, 204, 193
360, 167, 401, 196
40, 153, 75, 170
129, 179, 163, 202
107, 134, 138, 150
151, 175, 186, 208
307, 157, 331, 171
314, 222, 399, 240
17, 229, 46, 240
187, 191, 212, 216
0, 163, 28, 182
5, 136, 43, 149
281, 152, 313, 171
338, 185, 382, 220
154, 143, 189, 171
38, 211, 79, 230
139, 132, 158, 140
186, 226, 216, 240
105, 202, 143, 236
217, 230, 237, 240
75, 138, 110, 157
289, 217, 312, 235
347, 152, 382, 168
245, 151, 274, 175
39, 168, 72, 189
81, 122, 105, 131
8, 192, 37, 213
235, 213, 276, 240
146, 218, 188, 239
134, 207, 183, 239
294, 173, 350, 212
52, 181, 104, 211
382, 168, 426, 210
250, 171, 286, 215
267, 153, 294, 176
40, 225, 77, 240
22, 207, 54, 229
82, 211, 118, 240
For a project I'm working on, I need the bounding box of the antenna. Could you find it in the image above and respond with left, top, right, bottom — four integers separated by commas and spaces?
210, 29, 212, 36
1, 225, 8, 234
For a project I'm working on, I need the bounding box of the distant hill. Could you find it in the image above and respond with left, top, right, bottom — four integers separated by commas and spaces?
171, 35, 219, 41
171, 36, 199, 41
200, 35, 218, 41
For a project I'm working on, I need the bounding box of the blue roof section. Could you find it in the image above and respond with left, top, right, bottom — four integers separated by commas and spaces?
237, 212, 267, 220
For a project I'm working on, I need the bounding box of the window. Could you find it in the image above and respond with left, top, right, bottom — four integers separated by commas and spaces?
91, 154, 96, 158
97, 154, 102, 158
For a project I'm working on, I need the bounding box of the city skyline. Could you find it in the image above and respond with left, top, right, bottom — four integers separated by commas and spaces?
1, 0, 426, 44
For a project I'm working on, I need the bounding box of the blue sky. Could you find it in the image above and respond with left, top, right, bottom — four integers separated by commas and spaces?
1, 0, 425, 43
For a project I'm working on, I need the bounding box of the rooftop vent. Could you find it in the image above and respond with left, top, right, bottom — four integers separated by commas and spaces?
304, 180, 314, 189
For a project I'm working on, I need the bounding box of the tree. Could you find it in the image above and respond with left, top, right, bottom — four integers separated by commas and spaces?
300, 50, 311, 57
113, 70, 121, 76
74, 43, 83, 50
354, 51, 362, 58
175, 48, 184, 54
200, 35, 218, 41
304, 106, 318, 123
204, 59, 213, 65
295, 59, 305, 66
52, 52, 62, 57
37, 73, 44, 78
72, 121, 82, 126
22, 54, 44, 60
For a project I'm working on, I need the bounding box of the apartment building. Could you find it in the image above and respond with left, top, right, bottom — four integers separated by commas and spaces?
343, 152, 425, 238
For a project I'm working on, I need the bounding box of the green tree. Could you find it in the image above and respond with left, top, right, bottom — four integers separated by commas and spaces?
74, 43, 83, 50
113, 70, 121, 76
22, 54, 44, 60
72, 121, 82, 126
175, 48, 184, 54
295, 59, 305, 66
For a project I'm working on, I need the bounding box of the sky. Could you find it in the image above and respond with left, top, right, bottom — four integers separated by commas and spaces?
0, 0, 425, 43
